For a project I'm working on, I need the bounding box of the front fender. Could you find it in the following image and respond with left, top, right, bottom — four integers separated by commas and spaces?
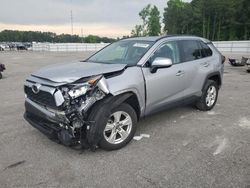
106, 67, 146, 116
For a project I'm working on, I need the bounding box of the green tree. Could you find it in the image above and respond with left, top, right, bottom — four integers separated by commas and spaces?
163, 0, 188, 34
0, 30, 116, 43
163, 0, 250, 40
131, 25, 143, 37
131, 4, 161, 36
148, 6, 161, 36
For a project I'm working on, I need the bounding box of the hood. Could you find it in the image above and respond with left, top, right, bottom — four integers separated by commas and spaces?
32, 61, 126, 83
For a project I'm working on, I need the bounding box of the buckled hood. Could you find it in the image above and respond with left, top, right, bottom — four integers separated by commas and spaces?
32, 61, 126, 83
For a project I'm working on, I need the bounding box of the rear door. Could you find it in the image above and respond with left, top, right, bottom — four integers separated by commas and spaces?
178, 40, 215, 96
176, 40, 204, 97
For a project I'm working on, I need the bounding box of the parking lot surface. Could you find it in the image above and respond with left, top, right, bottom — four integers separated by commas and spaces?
0, 51, 249, 188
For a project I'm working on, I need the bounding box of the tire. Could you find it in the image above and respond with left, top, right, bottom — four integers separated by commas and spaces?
196, 80, 219, 111
0, 73, 2, 79
95, 103, 137, 150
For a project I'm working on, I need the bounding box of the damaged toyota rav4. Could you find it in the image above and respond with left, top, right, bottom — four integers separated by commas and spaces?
24, 36, 224, 151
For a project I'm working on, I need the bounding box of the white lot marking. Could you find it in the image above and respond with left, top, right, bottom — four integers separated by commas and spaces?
207, 111, 216, 115
213, 138, 228, 156
133, 134, 150, 141
140, 134, 150, 138
182, 141, 189, 146
133, 136, 143, 141
239, 117, 250, 129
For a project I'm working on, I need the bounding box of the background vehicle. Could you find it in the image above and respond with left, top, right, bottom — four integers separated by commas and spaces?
16, 43, 28, 50
24, 36, 224, 150
0, 45, 4, 51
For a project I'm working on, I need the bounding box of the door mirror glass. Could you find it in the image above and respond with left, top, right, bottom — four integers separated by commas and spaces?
150, 57, 173, 73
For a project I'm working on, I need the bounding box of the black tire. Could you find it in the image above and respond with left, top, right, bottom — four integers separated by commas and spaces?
196, 80, 219, 111
89, 102, 137, 151
0, 73, 2, 79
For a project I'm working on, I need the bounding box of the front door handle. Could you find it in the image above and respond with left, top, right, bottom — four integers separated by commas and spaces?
176, 70, 185, 76
202, 62, 209, 67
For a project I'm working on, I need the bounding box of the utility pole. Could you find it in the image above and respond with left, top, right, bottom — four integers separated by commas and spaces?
70, 10, 73, 35
81, 28, 83, 43
70, 0, 74, 36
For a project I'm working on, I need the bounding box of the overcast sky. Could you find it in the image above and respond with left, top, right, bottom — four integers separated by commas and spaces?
0, 0, 188, 38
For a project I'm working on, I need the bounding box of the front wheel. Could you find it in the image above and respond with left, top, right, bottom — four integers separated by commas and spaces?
196, 80, 219, 111
99, 103, 137, 150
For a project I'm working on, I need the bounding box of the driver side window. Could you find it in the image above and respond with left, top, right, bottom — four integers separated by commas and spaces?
150, 41, 180, 65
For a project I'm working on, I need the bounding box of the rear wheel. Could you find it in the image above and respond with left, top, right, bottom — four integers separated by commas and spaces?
0, 72, 2, 79
196, 80, 219, 111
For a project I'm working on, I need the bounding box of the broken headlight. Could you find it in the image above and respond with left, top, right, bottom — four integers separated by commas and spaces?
68, 84, 89, 99
68, 75, 102, 99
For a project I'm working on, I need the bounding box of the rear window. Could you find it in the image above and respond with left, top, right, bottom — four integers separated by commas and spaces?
199, 41, 213, 57
178, 40, 202, 62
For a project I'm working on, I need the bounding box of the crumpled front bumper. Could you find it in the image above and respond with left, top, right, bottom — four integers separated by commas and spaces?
24, 98, 70, 140
24, 98, 68, 124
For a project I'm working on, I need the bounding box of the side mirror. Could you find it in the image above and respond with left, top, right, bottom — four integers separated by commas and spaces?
150, 57, 173, 73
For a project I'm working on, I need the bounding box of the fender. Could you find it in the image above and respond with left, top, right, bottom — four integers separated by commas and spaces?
110, 88, 145, 117
202, 71, 222, 90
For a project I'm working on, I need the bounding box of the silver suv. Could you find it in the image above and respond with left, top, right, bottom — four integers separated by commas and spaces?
24, 36, 224, 150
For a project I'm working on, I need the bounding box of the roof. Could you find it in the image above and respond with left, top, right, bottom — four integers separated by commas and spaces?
122, 36, 163, 42
122, 35, 211, 43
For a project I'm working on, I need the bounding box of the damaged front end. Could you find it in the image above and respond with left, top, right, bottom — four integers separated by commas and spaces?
24, 75, 110, 150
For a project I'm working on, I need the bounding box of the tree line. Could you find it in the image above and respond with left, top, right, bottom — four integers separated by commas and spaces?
131, 0, 250, 41
1, 0, 249, 42
0, 30, 116, 43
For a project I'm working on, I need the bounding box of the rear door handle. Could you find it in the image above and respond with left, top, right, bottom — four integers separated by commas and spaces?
176, 70, 185, 76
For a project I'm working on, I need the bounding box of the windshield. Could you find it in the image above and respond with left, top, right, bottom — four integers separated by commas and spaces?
88, 40, 153, 66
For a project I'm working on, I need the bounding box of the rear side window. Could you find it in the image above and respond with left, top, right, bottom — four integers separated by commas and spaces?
199, 41, 213, 57
178, 40, 202, 62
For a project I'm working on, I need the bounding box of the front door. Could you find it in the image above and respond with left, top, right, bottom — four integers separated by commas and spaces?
142, 41, 186, 115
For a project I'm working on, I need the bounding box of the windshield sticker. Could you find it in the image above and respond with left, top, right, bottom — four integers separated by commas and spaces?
133, 43, 149, 48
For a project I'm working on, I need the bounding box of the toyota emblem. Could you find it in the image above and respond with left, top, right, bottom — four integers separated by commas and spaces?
32, 83, 41, 94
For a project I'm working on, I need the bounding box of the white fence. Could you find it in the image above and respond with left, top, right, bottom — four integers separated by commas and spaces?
32, 43, 109, 52
213, 41, 250, 54
32, 41, 250, 54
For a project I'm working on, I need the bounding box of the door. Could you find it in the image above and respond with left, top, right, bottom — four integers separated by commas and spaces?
142, 41, 186, 115
177, 40, 214, 97
176, 40, 203, 97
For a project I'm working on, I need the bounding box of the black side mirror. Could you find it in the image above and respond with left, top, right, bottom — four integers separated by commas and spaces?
150, 57, 173, 73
